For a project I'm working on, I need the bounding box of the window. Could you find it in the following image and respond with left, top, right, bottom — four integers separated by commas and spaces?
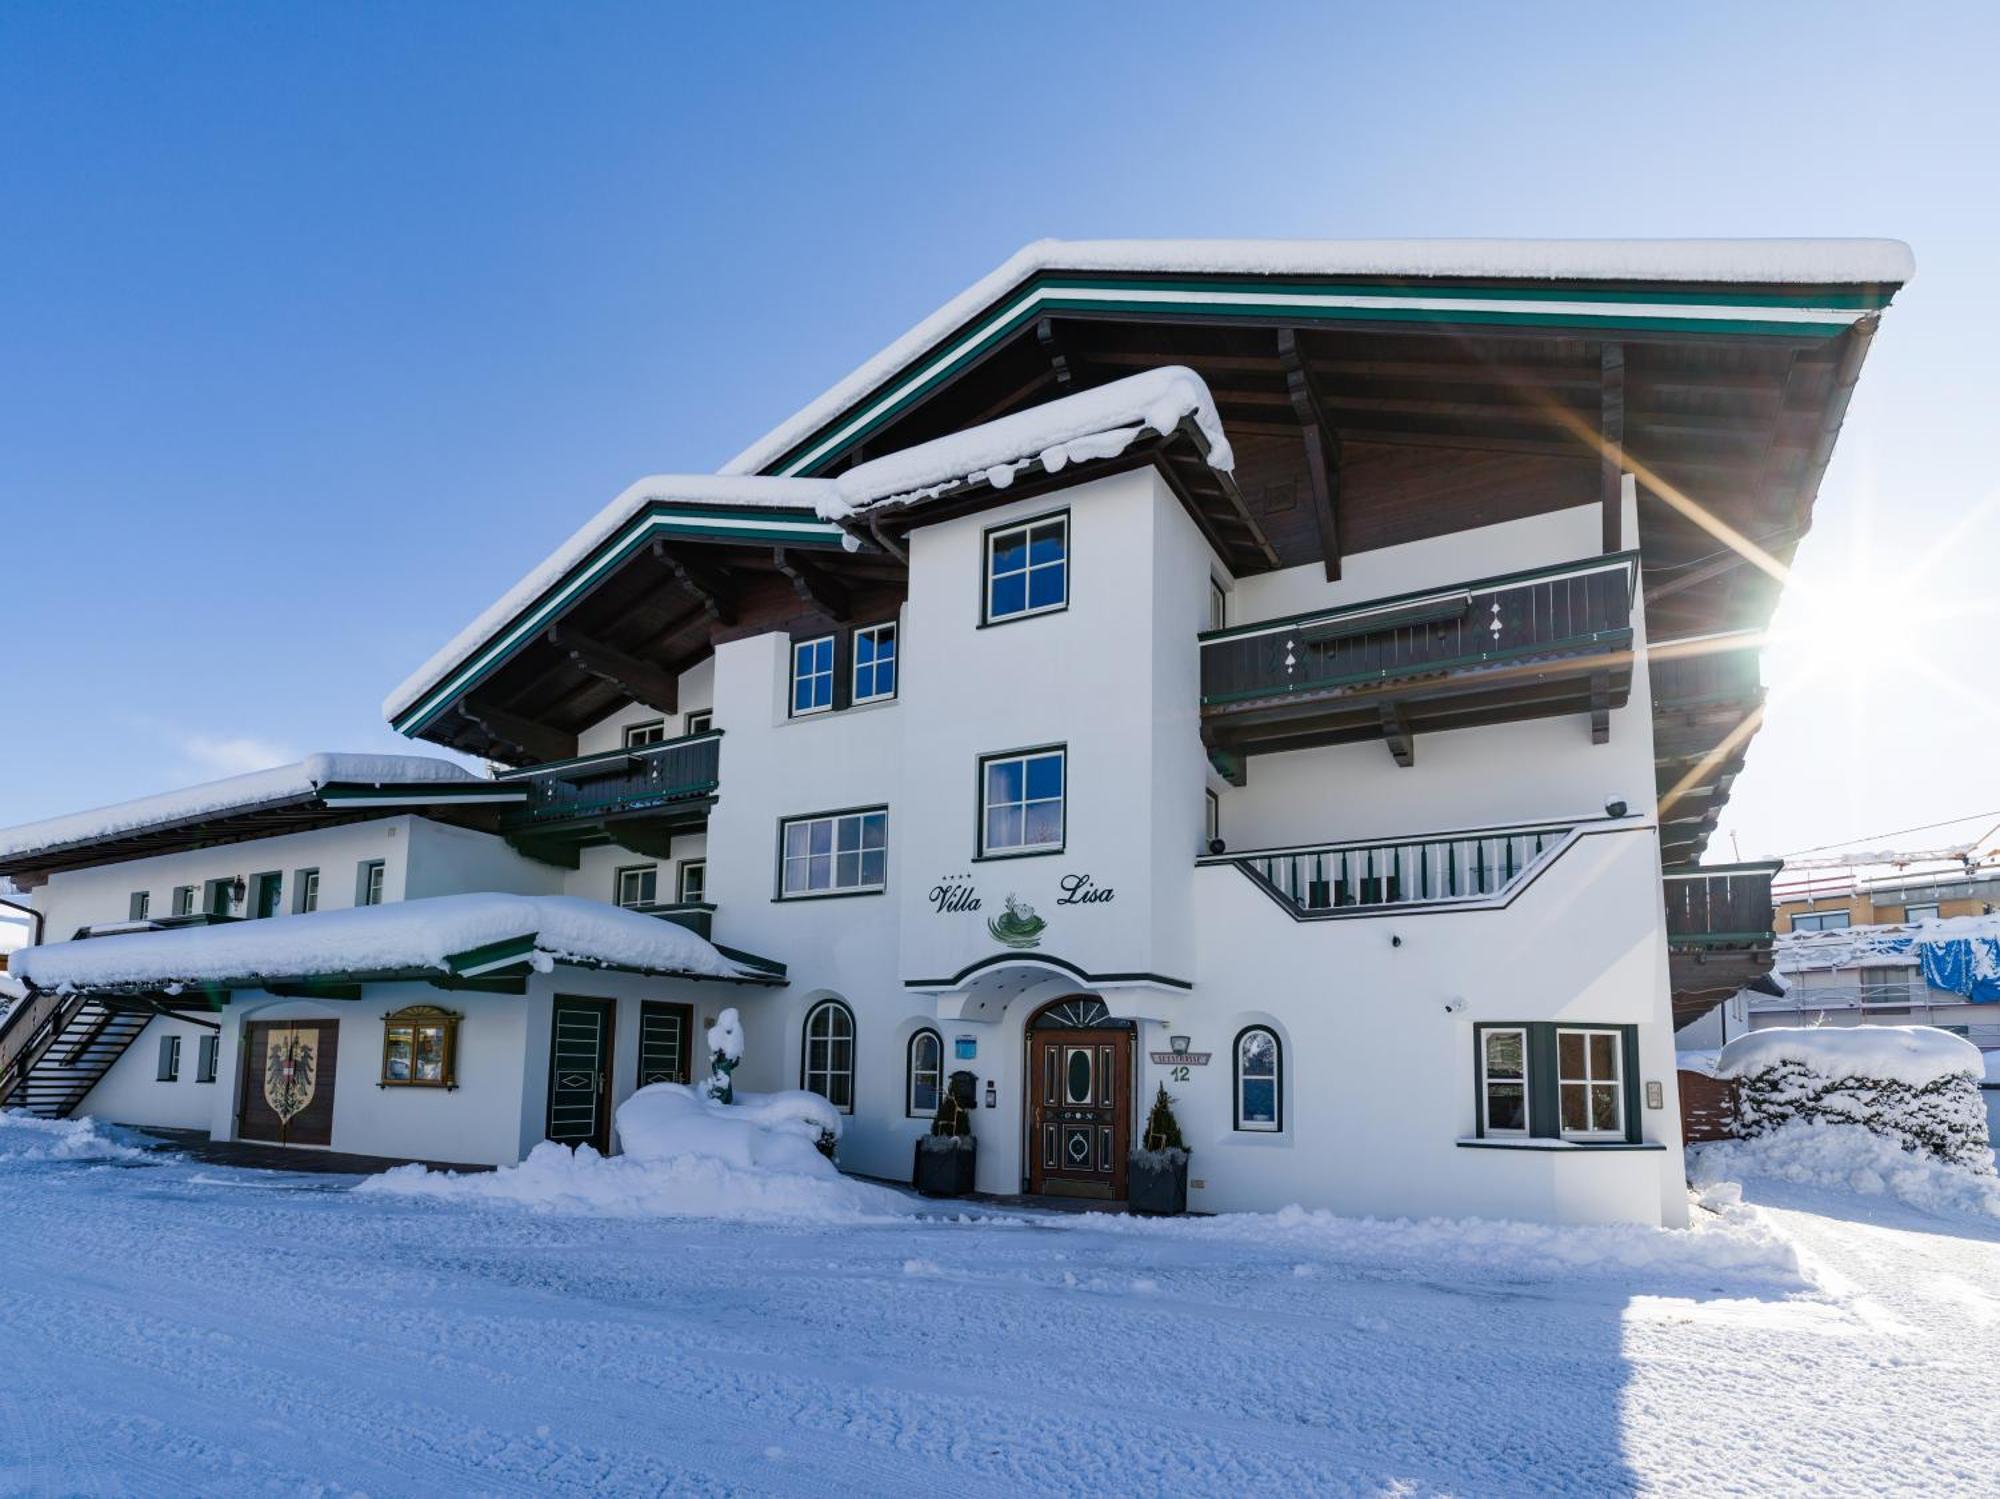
381, 1005, 460, 1088
791, 635, 836, 716
677, 859, 707, 904
684, 710, 713, 736
853, 622, 898, 704
1557, 1028, 1625, 1140
1208, 577, 1228, 632
1791, 909, 1851, 932
907, 1028, 943, 1118
984, 512, 1068, 622
295, 868, 320, 914
252, 872, 283, 920
171, 886, 196, 917
1234, 1026, 1281, 1131
801, 999, 855, 1112
156, 1034, 181, 1082
196, 1034, 219, 1084
128, 891, 150, 922
1479, 1027, 1529, 1136
358, 860, 386, 907
1905, 903, 1941, 924
624, 719, 668, 748
203, 877, 240, 917
615, 865, 658, 909
1205, 788, 1220, 848
979, 747, 1065, 857
780, 809, 887, 897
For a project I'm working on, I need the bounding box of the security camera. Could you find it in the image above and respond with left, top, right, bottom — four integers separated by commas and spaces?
1604, 794, 1628, 818
1443, 997, 1467, 1014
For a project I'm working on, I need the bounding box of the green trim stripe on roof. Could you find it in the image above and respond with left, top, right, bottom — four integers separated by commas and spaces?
395, 505, 842, 736
768, 273, 1883, 477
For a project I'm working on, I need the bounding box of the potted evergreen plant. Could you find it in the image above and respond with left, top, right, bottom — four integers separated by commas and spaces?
913, 1074, 978, 1197
1129, 1083, 1191, 1215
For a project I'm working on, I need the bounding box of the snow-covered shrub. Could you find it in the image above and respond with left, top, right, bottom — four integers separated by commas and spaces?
1716, 1026, 1990, 1170
703, 1007, 743, 1104
618, 1083, 843, 1176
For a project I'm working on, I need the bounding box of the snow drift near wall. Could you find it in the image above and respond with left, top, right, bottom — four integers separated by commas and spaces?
1691, 1123, 2000, 1221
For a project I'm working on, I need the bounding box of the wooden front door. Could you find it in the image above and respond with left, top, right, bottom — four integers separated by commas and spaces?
637, 1001, 694, 1088
1028, 1025, 1132, 1199
238, 1019, 339, 1147
547, 996, 616, 1154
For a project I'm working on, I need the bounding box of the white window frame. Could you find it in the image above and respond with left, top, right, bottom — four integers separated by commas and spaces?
1208, 576, 1228, 632
615, 865, 658, 909
157, 1034, 181, 1082
852, 621, 898, 705
1556, 1027, 1626, 1141
1478, 1026, 1531, 1138
684, 710, 713, 736
624, 719, 667, 748
130, 891, 151, 922
359, 860, 386, 907
779, 809, 888, 898
171, 886, 196, 917
979, 747, 1066, 858
983, 512, 1068, 623
790, 635, 836, 717
296, 868, 320, 914
802, 999, 855, 1114
1234, 1026, 1281, 1132
907, 1029, 942, 1118
195, 1033, 219, 1084
677, 859, 707, 904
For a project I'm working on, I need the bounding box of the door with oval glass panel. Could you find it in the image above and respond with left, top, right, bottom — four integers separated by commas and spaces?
1026, 997, 1133, 1199
546, 996, 616, 1155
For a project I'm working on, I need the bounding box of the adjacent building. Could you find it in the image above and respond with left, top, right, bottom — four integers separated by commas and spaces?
0, 237, 1911, 1226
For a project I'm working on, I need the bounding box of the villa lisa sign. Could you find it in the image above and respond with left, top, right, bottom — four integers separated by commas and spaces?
927, 872, 1118, 951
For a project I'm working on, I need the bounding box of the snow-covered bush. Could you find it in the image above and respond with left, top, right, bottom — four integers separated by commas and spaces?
1716, 1026, 1991, 1170
619, 1082, 843, 1176
703, 1007, 743, 1104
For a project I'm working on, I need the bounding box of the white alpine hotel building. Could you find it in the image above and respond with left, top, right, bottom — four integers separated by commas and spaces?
0, 238, 1910, 1226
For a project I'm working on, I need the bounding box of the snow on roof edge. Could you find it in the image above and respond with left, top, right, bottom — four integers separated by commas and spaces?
720, 236, 1916, 478
0, 753, 481, 862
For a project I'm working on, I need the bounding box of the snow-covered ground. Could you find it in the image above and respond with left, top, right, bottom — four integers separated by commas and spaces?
2, 1114, 1997, 1496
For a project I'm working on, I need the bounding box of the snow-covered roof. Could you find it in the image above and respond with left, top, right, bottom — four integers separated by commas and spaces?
1775, 913, 2000, 973
1715, 1025, 1981, 1088
0, 754, 487, 862
723, 236, 1917, 477
12, 893, 774, 992
384, 368, 1231, 722
828, 365, 1229, 520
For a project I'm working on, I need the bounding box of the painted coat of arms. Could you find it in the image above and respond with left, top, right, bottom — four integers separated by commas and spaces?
263, 1026, 318, 1124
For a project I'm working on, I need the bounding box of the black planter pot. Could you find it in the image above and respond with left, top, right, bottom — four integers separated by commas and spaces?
1127, 1149, 1189, 1216
913, 1135, 977, 1197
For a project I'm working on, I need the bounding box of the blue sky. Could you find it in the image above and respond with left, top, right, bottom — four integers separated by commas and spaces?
3, 1, 1994, 864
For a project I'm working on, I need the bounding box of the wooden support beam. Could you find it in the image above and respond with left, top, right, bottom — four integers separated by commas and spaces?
772, 546, 851, 621
458, 699, 576, 766
650, 542, 736, 624
1379, 702, 1414, 768
1276, 328, 1342, 580
1036, 316, 1078, 387
1589, 672, 1612, 745
545, 625, 679, 716
1601, 342, 1626, 552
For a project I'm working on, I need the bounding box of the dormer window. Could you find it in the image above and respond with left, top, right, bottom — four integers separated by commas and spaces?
984, 513, 1067, 624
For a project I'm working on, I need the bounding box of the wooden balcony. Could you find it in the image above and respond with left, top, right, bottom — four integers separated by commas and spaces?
1200, 554, 1637, 777
498, 731, 720, 866
1662, 861, 1782, 1027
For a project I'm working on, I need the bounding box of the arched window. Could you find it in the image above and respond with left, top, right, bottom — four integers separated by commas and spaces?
906, 1029, 942, 1118
801, 1000, 855, 1113
1234, 1026, 1282, 1132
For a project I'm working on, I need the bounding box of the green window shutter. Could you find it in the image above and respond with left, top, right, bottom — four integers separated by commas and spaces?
1526, 1023, 1561, 1140
1621, 1026, 1643, 1143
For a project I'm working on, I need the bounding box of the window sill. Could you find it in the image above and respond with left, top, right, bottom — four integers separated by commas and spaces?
971, 847, 1065, 863
780, 697, 899, 727
771, 888, 887, 903
1455, 1138, 1665, 1152
1211, 1131, 1292, 1149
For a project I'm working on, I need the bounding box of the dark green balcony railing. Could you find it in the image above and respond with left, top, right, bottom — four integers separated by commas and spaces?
1662, 862, 1780, 946
499, 731, 720, 830
1199, 555, 1636, 708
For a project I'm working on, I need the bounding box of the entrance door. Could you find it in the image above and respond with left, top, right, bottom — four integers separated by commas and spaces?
238, 1019, 339, 1147
547, 996, 616, 1153
637, 1001, 694, 1088
1028, 1015, 1132, 1199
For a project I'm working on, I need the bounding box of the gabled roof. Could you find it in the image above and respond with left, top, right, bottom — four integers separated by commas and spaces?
724, 236, 1914, 479
12, 892, 783, 995
0, 754, 522, 881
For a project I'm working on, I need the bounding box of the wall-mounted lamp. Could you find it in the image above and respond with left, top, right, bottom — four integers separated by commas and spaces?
1169, 1035, 1191, 1057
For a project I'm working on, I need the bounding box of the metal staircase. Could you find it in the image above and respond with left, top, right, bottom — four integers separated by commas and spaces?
0, 994, 152, 1119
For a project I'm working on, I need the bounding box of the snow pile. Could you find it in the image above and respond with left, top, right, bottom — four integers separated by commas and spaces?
1677, 1049, 1721, 1077
724, 236, 1914, 477
827, 366, 1232, 518
0, 753, 481, 860
364, 1083, 905, 1223
1717, 1026, 1989, 1169
1691, 1123, 2000, 1221
0, 1110, 149, 1163
13, 893, 762, 991
1071, 1201, 1808, 1290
